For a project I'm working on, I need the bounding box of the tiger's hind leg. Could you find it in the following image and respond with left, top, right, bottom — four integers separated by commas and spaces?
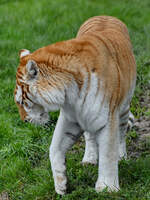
95, 112, 120, 192
82, 132, 98, 165
119, 109, 134, 160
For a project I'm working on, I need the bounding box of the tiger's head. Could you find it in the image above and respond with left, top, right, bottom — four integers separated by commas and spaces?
14, 45, 82, 125
14, 49, 51, 125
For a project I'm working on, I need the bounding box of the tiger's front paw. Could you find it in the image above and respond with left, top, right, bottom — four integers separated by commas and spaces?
82, 155, 97, 165
82, 144, 98, 165
54, 175, 67, 195
95, 181, 120, 193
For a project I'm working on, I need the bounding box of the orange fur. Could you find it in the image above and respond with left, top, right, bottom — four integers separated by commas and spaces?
14, 15, 136, 121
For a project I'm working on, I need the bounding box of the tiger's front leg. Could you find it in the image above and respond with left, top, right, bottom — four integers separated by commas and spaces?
49, 111, 82, 195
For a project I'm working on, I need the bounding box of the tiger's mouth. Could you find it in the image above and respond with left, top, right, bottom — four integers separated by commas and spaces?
25, 111, 50, 126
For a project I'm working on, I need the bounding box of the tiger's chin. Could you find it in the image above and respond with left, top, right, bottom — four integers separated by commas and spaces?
25, 112, 50, 126
23, 103, 50, 126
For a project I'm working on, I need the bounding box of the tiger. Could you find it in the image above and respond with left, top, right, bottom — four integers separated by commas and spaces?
14, 16, 136, 195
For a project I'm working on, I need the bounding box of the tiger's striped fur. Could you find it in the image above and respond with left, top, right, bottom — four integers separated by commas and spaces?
14, 16, 136, 194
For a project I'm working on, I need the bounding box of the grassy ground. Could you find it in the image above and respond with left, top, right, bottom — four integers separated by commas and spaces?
0, 0, 150, 199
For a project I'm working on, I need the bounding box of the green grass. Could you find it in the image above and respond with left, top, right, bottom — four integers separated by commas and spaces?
0, 0, 150, 199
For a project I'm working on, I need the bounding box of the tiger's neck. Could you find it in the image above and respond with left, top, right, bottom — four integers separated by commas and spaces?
30, 39, 86, 88
28, 38, 97, 111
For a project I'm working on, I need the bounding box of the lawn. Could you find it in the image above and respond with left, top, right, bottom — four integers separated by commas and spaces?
0, 0, 150, 199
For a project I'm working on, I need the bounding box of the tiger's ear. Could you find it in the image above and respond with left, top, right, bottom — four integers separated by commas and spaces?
19, 49, 30, 58
26, 60, 39, 79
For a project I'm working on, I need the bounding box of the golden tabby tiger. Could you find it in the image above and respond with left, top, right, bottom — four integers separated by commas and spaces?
14, 16, 136, 194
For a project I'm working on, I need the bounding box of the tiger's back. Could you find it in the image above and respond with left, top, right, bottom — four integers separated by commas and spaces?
75, 16, 136, 113
77, 16, 130, 40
